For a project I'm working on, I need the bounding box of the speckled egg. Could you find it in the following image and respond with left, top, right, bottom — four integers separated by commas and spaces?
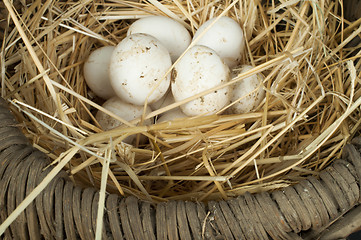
230, 65, 265, 114
109, 33, 172, 105
171, 45, 231, 116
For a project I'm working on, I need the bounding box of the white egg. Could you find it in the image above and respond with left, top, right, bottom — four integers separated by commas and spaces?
83, 46, 116, 99
127, 16, 191, 62
150, 90, 174, 110
150, 91, 186, 122
230, 65, 265, 114
95, 97, 152, 144
157, 108, 187, 122
110, 33, 172, 105
171, 45, 231, 117
192, 16, 245, 68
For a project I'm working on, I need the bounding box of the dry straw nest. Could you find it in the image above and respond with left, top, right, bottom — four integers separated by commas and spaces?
1, 0, 361, 203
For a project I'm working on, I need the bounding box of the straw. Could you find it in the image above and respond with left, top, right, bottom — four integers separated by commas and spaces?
1, 0, 360, 203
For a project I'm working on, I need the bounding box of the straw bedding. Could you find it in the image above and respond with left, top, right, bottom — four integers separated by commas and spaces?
1, 0, 361, 203
0, 99, 360, 239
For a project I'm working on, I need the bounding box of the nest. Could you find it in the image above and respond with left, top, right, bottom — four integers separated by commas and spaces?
1, 0, 361, 202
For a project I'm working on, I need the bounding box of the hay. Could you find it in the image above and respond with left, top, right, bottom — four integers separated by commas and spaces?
1, 0, 361, 202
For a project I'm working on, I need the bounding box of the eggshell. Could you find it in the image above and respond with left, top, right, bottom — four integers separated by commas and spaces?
95, 97, 152, 144
171, 45, 231, 116
127, 16, 191, 62
230, 65, 265, 114
110, 33, 172, 105
192, 16, 245, 68
157, 108, 187, 122
83, 46, 116, 99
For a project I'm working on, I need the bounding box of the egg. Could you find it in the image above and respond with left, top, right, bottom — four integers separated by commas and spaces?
127, 16, 191, 62
230, 65, 265, 114
192, 16, 245, 68
95, 97, 152, 144
109, 33, 172, 105
171, 45, 231, 116
150, 90, 175, 110
83, 46, 116, 99
157, 108, 187, 122
150, 90, 186, 121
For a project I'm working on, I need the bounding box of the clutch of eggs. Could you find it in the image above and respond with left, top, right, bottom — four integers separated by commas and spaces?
83, 15, 265, 138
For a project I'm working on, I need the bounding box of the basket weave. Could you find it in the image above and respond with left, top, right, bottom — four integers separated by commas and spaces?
1, 0, 361, 239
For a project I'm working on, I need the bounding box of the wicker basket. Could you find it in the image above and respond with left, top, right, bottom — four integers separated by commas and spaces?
1, 0, 361, 239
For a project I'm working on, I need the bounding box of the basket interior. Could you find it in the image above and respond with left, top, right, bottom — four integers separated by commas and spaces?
2, 0, 361, 202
